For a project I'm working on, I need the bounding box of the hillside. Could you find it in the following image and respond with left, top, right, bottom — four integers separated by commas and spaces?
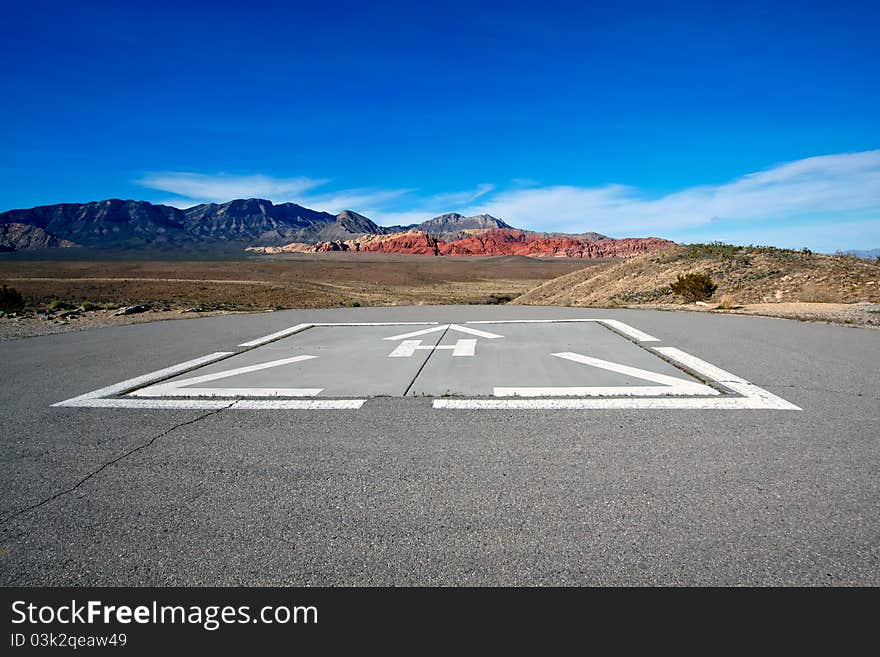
514, 244, 880, 307
0, 223, 79, 251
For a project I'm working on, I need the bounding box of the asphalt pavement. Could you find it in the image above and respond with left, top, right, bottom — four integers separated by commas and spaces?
1, 305, 878, 585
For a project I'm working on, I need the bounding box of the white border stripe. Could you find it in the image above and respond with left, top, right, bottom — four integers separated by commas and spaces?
493, 385, 719, 397
466, 319, 600, 324
57, 398, 235, 410
232, 399, 364, 410
434, 397, 791, 410
131, 387, 324, 398
653, 347, 749, 383
238, 323, 312, 347
314, 322, 440, 327
57, 398, 364, 410
598, 319, 660, 343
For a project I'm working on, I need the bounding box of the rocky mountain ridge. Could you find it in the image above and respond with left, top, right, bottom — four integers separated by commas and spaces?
0, 198, 666, 257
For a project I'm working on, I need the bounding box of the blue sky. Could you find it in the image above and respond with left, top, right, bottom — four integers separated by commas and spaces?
2, 0, 878, 250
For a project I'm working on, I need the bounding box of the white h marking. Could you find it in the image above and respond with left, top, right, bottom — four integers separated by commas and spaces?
388, 338, 477, 357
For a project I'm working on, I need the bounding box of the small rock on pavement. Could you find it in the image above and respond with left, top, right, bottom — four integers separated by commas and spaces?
113, 304, 150, 316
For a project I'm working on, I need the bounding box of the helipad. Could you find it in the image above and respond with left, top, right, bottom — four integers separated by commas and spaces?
52, 319, 801, 411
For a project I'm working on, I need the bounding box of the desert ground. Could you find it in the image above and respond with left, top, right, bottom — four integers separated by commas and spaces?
0, 253, 594, 339
2, 247, 879, 341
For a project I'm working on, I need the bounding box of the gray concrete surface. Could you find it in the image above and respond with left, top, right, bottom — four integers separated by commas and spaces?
146, 321, 703, 398
1, 305, 878, 585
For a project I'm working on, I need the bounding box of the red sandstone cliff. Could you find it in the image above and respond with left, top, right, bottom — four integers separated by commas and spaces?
246, 228, 674, 258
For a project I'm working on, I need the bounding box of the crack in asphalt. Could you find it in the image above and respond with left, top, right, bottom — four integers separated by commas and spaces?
402, 323, 450, 397
0, 405, 233, 528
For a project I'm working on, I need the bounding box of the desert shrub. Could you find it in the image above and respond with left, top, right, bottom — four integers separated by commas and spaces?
681, 242, 742, 260
716, 294, 739, 310
798, 284, 841, 303
0, 283, 25, 312
669, 272, 717, 302
48, 299, 76, 311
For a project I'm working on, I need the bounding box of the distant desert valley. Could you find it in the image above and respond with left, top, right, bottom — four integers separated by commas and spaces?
1, 197, 878, 339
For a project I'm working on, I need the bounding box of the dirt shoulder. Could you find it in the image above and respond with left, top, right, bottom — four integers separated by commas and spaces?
628, 301, 880, 328
0, 307, 252, 341
3, 299, 877, 343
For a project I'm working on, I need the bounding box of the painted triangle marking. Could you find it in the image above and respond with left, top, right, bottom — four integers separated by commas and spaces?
384, 324, 503, 340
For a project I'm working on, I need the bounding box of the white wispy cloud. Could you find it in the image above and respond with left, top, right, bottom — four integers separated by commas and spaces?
138, 171, 413, 217
426, 183, 495, 208
138, 172, 328, 204
136, 150, 880, 250
461, 150, 880, 238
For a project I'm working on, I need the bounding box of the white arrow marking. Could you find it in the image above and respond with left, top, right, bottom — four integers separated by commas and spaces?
494, 352, 717, 397
552, 352, 708, 388
384, 324, 502, 340
53, 353, 365, 409
438, 347, 801, 410
52, 352, 234, 406
129, 354, 322, 398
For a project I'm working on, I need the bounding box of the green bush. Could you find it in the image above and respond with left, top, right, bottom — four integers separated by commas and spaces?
0, 283, 25, 312
669, 272, 717, 302
48, 299, 76, 311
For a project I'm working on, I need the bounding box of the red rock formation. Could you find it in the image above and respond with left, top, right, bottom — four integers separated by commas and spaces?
247, 228, 674, 258
354, 231, 440, 255
438, 229, 673, 258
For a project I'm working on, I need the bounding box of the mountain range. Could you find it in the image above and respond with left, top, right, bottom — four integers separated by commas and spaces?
0, 198, 672, 258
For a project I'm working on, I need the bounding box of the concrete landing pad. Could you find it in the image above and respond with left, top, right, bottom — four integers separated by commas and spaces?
125, 320, 705, 398
51, 317, 801, 411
